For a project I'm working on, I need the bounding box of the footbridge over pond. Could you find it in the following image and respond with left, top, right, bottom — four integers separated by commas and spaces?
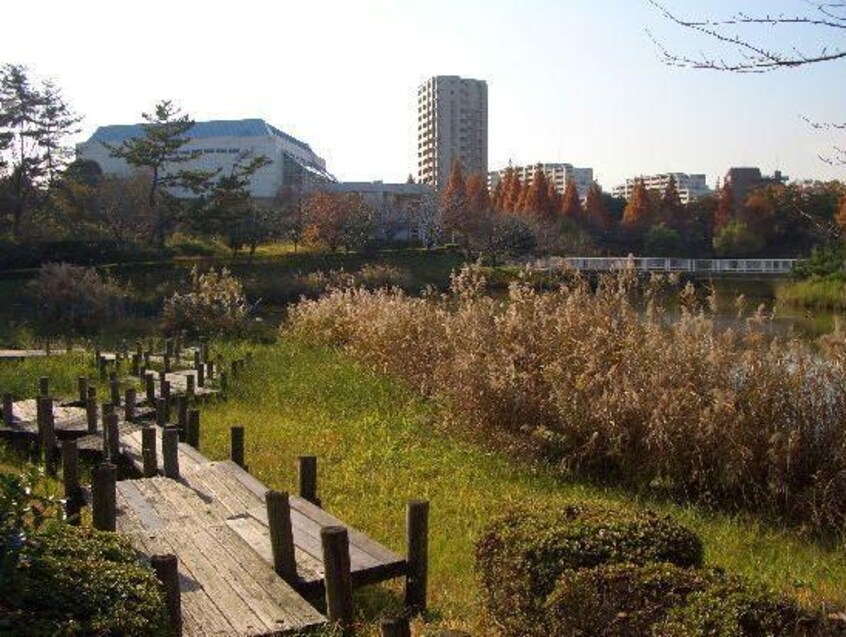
535, 257, 800, 278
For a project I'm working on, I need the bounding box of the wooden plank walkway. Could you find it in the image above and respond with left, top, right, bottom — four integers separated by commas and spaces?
116, 477, 326, 636
119, 427, 408, 595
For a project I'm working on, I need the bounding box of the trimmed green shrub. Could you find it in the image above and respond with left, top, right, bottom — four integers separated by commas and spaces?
655, 577, 821, 637
0, 521, 168, 636
546, 562, 714, 637
474, 502, 703, 637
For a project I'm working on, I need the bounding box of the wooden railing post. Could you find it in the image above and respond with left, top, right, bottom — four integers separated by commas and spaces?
321, 526, 353, 633
186, 374, 195, 400
187, 409, 200, 450
151, 553, 182, 636
163, 353, 171, 374
161, 380, 171, 419
298, 456, 319, 507
77, 376, 88, 403
380, 618, 411, 637
177, 396, 188, 442
405, 499, 429, 614
142, 426, 158, 478
38, 376, 49, 397
156, 397, 167, 428
40, 396, 57, 477
86, 392, 97, 433
163, 426, 180, 479
230, 426, 245, 469
197, 363, 205, 388
92, 462, 116, 531
146, 373, 156, 404
110, 375, 121, 408
62, 439, 81, 525
105, 412, 120, 460
125, 387, 136, 421
265, 490, 297, 582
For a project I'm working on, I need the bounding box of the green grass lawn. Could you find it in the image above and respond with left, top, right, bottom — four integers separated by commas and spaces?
196, 340, 846, 635
3, 342, 846, 635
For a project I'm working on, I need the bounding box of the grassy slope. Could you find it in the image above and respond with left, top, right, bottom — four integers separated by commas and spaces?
199, 340, 846, 634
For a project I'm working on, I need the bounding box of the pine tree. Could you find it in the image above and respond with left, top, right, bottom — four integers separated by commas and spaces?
714, 181, 734, 232
621, 179, 653, 232
659, 175, 684, 225
584, 182, 610, 231
560, 177, 583, 221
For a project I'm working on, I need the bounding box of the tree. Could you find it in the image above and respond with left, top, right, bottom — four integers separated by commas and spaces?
523, 164, 552, 220
658, 175, 684, 225
106, 100, 210, 247
713, 218, 765, 256
546, 181, 562, 217
0, 64, 80, 238
836, 195, 846, 239
644, 223, 683, 256
714, 181, 734, 232
440, 160, 469, 242
303, 191, 373, 252
583, 182, 611, 232
504, 172, 524, 214
621, 179, 653, 233
649, 1, 846, 72
560, 177, 583, 222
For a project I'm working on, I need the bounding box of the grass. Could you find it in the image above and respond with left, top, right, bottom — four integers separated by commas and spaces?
194, 339, 846, 635
777, 273, 846, 310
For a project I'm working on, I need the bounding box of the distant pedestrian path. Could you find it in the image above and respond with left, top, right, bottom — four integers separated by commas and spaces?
535, 256, 799, 276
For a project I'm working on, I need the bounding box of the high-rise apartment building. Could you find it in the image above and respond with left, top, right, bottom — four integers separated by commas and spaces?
489, 163, 594, 199
417, 76, 488, 189
612, 173, 712, 205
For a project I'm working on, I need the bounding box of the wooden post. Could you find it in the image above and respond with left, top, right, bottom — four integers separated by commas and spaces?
125, 387, 136, 421
98, 355, 107, 381
298, 456, 319, 506
39, 396, 57, 477
161, 380, 171, 419
62, 439, 81, 525
142, 426, 158, 478
2, 393, 13, 426
405, 499, 429, 614
193, 350, 201, 369
230, 426, 245, 468
196, 362, 205, 388
92, 462, 116, 532
77, 376, 88, 403
164, 353, 171, 374
265, 490, 297, 582
101, 402, 114, 432
186, 374, 195, 399
165, 338, 174, 357
321, 526, 354, 633
131, 353, 141, 377
39, 376, 49, 397
144, 351, 151, 368
86, 395, 98, 433
177, 396, 188, 442
106, 412, 120, 460
110, 376, 121, 407
379, 618, 411, 637
187, 409, 200, 450
146, 373, 156, 404
162, 426, 180, 479
151, 553, 182, 636
156, 397, 167, 428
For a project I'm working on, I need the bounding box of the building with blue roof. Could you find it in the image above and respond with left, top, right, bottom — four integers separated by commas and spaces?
76, 118, 335, 198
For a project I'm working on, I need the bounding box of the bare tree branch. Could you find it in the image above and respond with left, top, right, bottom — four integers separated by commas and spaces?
648, 0, 846, 72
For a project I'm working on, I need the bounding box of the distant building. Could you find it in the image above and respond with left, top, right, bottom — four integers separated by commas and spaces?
488, 162, 594, 199
612, 173, 712, 205
417, 76, 488, 189
76, 118, 334, 198
323, 181, 436, 241
724, 167, 788, 208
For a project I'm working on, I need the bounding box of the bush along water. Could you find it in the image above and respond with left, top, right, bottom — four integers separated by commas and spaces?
475, 502, 828, 637
287, 264, 846, 534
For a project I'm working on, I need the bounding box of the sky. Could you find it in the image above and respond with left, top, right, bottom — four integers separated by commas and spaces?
2, 0, 844, 190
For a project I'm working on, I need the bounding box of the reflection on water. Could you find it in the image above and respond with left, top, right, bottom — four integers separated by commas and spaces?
709, 279, 841, 340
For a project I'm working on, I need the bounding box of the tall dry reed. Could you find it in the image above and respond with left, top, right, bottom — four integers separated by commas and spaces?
287, 265, 846, 533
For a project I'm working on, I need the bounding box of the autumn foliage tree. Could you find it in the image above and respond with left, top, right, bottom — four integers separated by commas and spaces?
523, 164, 553, 220
583, 182, 610, 232
560, 177, 583, 222
714, 181, 734, 232
303, 191, 373, 252
658, 175, 684, 225
440, 160, 469, 242
621, 179, 653, 233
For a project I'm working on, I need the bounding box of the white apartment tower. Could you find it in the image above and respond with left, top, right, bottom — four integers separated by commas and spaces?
417, 76, 488, 189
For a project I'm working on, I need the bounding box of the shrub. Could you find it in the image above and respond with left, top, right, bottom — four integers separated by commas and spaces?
162, 266, 248, 337
545, 562, 713, 637
28, 262, 126, 339
655, 577, 820, 637
474, 502, 703, 637
287, 264, 846, 533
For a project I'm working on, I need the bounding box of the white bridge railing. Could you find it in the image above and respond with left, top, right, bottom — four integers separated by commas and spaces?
535, 257, 799, 275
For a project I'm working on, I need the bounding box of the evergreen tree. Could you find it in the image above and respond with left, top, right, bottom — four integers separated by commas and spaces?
659, 175, 684, 226
584, 182, 610, 232
621, 179, 653, 232
106, 100, 211, 247
560, 177, 583, 221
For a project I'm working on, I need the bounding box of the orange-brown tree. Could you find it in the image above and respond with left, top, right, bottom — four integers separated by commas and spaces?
523, 164, 553, 220
560, 177, 583, 222
440, 160, 470, 243
583, 182, 610, 232
303, 191, 372, 252
714, 181, 734, 232
621, 179, 653, 232
504, 173, 524, 214
547, 180, 561, 217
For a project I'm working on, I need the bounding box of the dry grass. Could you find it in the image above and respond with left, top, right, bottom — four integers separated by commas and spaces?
288, 265, 846, 534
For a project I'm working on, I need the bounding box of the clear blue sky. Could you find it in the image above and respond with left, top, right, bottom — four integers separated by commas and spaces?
2, 0, 843, 189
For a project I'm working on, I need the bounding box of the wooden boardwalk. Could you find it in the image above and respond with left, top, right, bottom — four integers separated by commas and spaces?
116, 477, 326, 636
119, 427, 408, 595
